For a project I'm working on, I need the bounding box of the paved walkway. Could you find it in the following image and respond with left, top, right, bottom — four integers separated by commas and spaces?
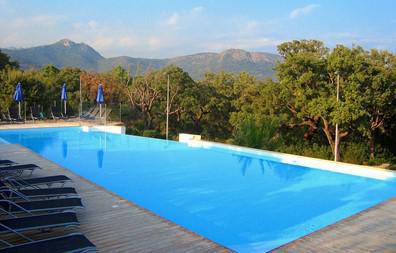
0, 144, 231, 253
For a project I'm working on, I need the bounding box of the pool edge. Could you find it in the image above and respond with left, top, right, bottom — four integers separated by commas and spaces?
185, 139, 396, 181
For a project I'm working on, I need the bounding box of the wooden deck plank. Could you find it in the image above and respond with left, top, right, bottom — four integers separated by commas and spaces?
0, 144, 232, 253
271, 197, 396, 253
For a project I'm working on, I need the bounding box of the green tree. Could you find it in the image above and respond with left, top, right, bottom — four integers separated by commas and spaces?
181, 80, 215, 134
58, 67, 82, 114
154, 65, 195, 136
276, 41, 368, 161
0, 50, 18, 69
360, 50, 396, 159
197, 72, 237, 140
0, 68, 47, 114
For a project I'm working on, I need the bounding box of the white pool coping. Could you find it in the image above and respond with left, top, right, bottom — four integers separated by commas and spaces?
185, 139, 396, 181
82, 125, 126, 134
0, 123, 125, 135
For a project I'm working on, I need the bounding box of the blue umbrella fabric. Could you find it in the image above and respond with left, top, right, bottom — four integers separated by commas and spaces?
61, 83, 68, 101
96, 84, 104, 104
96, 84, 105, 118
61, 83, 68, 115
13, 82, 23, 102
13, 82, 23, 118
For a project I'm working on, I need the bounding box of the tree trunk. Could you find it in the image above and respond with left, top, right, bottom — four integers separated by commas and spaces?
321, 117, 335, 155
369, 133, 375, 160
321, 117, 348, 161
145, 112, 152, 129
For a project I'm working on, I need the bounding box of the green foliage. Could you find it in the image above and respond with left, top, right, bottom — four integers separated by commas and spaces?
142, 129, 162, 138
340, 143, 369, 164
232, 116, 279, 150
0, 50, 18, 69
276, 143, 333, 160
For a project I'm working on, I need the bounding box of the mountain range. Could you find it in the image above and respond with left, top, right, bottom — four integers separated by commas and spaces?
2, 39, 282, 80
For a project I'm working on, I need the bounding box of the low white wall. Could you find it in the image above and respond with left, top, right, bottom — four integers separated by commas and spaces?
179, 133, 201, 143
83, 125, 125, 134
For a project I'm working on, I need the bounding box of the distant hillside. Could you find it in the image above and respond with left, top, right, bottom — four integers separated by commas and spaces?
97, 56, 167, 74
2, 39, 282, 79
2, 39, 104, 70
168, 49, 280, 79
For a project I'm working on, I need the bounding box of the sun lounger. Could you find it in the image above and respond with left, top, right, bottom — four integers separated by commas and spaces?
100, 108, 112, 120
32, 106, 47, 120
0, 164, 41, 176
30, 107, 38, 121
81, 106, 100, 120
0, 161, 15, 167
2, 112, 15, 124
0, 232, 96, 253
51, 107, 62, 120
0, 197, 83, 215
0, 211, 79, 234
30, 106, 47, 121
1, 113, 10, 123
7, 108, 23, 123
3, 175, 72, 189
81, 106, 96, 118
0, 183, 78, 200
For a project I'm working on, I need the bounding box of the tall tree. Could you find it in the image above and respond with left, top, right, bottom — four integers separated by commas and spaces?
276, 40, 368, 161
124, 70, 160, 129
361, 50, 396, 158
0, 50, 18, 70
276, 40, 329, 144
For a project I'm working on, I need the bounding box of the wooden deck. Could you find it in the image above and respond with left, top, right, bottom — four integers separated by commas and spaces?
0, 144, 232, 253
271, 199, 396, 252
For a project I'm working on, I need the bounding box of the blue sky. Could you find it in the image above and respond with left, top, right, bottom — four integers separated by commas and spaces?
0, 0, 395, 58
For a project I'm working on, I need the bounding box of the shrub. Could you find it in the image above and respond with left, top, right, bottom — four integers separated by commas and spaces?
301, 143, 333, 160
142, 129, 161, 138
276, 143, 332, 160
126, 126, 140, 135
340, 143, 369, 164
232, 116, 279, 150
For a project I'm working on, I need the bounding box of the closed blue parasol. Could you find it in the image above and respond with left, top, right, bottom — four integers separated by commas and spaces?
13, 82, 23, 118
96, 84, 105, 117
61, 83, 68, 115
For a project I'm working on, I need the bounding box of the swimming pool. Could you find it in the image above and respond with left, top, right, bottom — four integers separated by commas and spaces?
1, 127, 395, 252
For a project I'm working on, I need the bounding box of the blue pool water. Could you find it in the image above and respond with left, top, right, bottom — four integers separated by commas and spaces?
1, 127, 396, 252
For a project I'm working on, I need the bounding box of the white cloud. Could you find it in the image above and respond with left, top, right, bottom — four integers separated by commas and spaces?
166, 13, 179, 27
147, 37, 161, 48
289, 4, 319, 19
191, 6, 204, 14
87, 20, 98, 30
245, 21, 258, 32
91, 37, 114, 49
119, 36, 137, 47
10, 15, 63, 28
